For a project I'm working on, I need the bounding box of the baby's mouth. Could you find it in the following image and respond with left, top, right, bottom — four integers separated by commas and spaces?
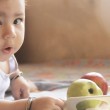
2, 47, 13, 54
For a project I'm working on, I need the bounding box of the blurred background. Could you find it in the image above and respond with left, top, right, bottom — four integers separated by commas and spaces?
15, 0, 110, 64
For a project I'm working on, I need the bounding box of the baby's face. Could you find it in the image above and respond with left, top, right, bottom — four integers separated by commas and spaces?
0, 0, 25, 61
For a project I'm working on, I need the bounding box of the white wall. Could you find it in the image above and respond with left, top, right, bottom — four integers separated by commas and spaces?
16, 0, 110, 63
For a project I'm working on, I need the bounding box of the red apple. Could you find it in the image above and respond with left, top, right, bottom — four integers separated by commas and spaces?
81, 72, 108, 95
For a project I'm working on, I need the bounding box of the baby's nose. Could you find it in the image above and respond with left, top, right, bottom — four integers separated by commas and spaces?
3, 25, 16, 39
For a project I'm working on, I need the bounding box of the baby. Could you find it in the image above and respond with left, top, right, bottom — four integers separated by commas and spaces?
0, 0, 64, 110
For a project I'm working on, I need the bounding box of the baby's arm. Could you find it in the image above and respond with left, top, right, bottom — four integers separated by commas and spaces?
0, 97, 64, 110
10, 74, 30, 100
31, 97, 64, 110
0, 99, 26, 110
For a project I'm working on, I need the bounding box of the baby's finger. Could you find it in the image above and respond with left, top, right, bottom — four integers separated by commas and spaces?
20, 89, 29, 99
55, 99, 64, 110
13, 91, 21, 100
54, 105, 63, 110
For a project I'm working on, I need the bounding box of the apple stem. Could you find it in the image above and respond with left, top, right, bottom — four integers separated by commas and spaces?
88, 88, 94, 94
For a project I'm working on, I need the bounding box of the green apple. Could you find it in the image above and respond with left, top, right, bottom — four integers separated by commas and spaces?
76, 100, 102, 110
67, 79, 103, 98
67, 79, 103, 109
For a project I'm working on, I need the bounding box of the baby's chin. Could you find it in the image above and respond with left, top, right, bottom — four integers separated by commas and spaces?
0, 54, 13, 62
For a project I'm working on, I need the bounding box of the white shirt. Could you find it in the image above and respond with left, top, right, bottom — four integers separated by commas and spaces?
0, 55, 18, 99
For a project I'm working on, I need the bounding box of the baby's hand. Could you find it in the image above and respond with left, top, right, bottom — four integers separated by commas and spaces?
31, 97, 64, 110
10, 76, 30, 100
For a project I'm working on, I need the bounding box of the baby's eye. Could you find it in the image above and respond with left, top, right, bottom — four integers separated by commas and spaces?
0, 19, 3, 26
0, 21, 2, 25
14, 18, 23, 25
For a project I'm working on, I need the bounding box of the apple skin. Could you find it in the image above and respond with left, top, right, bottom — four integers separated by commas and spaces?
76, 100, 102, 110
67, 79, 103, 109
81, 72, 108, 95
67, 79, 103, 98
